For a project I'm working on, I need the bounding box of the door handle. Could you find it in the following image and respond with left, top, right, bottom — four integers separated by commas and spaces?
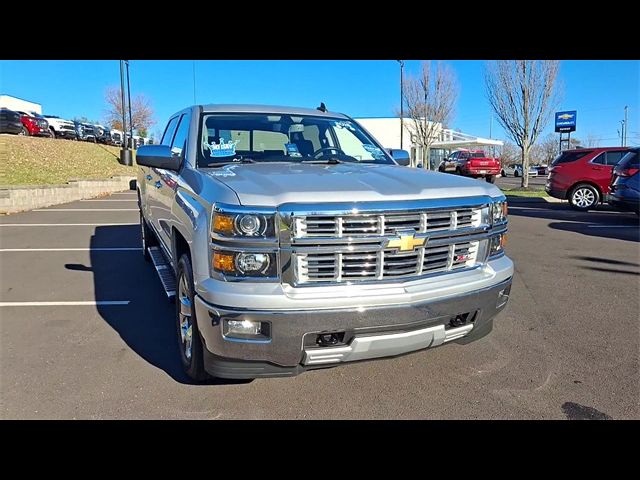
154, 181, 162, 189
146, 175, 153, 180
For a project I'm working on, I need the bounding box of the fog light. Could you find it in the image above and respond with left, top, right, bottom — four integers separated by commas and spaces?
224, 319, 271, 342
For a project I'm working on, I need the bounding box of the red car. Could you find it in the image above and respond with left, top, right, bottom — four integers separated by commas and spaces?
546, 147, 630, 211
439, 149, 501, 183
16, 111, 51, 137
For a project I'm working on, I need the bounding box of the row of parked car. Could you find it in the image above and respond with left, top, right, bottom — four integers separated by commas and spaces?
0, 107, 151, 148
546, 146, 639, 214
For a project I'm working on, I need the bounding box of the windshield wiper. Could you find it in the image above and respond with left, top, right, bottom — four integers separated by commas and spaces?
205, 157, 256, 167
299, 158, 343, 164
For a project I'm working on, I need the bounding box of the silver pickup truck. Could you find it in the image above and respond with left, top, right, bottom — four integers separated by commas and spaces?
135, 104, 513, 381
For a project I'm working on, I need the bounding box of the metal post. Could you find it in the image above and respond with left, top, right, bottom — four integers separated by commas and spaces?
118, 60, 132, 166
193, 60, 197, 104
125, 60, 133, 149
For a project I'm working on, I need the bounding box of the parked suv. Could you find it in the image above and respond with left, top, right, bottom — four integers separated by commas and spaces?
43, 115, 76, 139
132, 104, 513, 380
0, 108, 23, 135
440, 149, 501, 183
546, 147, 630, 211
608, 148, 639, 215
16, 111, 50, 137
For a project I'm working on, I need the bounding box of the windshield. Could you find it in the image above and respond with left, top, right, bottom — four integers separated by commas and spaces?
469, 151, 486, 158
197, 113, 393, 167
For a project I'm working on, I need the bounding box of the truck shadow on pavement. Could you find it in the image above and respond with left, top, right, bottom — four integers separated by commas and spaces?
507, 202, 639, 243
65, 224, 244, 385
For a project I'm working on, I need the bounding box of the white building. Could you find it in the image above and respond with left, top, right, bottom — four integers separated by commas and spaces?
0, 95, 42, 115
356, 117, 502, 169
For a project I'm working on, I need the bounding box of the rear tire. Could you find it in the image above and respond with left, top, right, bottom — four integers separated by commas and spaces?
455, 167, 462, 176
569, 183, 599, 211
176, 254, 209, 382
19, 126, 29, 136
49, 128, 56, 139
501, 170, 506, 177
486, 175, 496, 184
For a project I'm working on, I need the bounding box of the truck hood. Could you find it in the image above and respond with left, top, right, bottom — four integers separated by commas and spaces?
203, 163, 503, 206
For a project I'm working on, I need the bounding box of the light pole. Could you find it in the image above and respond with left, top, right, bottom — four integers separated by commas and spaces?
119, 60, 132, 166
397, 60, 404, 151
125, 60, 133, 148
623, 105, 628, 147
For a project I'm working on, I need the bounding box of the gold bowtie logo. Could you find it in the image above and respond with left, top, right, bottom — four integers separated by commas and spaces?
387, 232, 426, 252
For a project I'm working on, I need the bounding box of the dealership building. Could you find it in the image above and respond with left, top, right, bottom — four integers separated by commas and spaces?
355, 117, 503, 169
0, 94, 42, 115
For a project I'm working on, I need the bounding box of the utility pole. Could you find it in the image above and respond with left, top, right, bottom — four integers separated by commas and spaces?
624, 105, 628, 147
397, 60, 404, 151
620, 120, 625, 147
118, 60, 132, 166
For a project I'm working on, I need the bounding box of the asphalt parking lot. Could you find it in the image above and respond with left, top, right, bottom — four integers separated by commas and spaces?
1, 191, 638, 419
496, 174, 547, 189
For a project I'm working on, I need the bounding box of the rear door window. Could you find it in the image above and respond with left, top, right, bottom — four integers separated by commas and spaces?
591, 153, 606, 165
605, 151, 626, 166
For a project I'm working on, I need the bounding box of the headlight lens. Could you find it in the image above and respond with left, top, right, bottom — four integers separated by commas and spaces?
212, 212, 272, 237
491, 200, 508, 224
212, 251, 277, 277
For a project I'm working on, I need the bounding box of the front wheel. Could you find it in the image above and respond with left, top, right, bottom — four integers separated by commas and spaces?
49, 128, 56, 139
514, 170, 520, 177
176, 254, 209, 382
569, 184, 599, 211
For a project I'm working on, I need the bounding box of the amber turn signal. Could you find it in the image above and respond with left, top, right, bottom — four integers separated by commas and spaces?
213, 252, 236, 273
213, 214, 234, 234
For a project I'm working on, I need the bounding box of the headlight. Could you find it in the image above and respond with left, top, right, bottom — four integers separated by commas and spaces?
212, 212, 273, 237
212, 250, 277, 277
491, 200, 508, 224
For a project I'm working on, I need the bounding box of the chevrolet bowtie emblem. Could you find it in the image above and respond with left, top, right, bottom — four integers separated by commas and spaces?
387, 231, 426, 252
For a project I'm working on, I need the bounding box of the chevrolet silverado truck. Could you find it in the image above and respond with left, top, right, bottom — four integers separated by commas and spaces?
134, 104, 513, 380
43, 115, 76, 139
439, 149, 501, 183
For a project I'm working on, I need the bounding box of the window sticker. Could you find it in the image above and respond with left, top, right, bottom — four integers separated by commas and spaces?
285, 143, 302, 157
333, 120, 355, 131
208, 138, 239, 157
362, 144, 383, 155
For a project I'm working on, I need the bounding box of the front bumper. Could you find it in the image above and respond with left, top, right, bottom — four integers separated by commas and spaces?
195, 275, 513, 378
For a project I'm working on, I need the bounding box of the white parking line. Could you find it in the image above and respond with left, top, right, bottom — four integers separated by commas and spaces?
111, 192, 137, 195
81, 199, 137, 202
0, 301, 130, 307
0, 223, 138, 227
0, 248, 141, 252
33, 208, 138, 212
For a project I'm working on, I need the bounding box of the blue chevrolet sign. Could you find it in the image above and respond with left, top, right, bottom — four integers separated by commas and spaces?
555, 110, 577, 132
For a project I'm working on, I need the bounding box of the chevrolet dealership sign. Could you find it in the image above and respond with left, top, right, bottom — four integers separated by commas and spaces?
555, 111, 577, 133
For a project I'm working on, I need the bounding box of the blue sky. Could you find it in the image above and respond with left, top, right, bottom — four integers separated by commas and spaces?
1, 60, 638, 145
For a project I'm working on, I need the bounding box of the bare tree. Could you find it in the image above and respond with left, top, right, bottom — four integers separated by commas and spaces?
537, 133, 560, 164
484, 60, 560, 187
104, 86, 156, 133
584, 133, 600, 147
496, 141, 520, 168
397, 61, 458, 169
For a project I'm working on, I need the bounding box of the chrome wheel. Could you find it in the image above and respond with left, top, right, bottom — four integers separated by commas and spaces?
572, 187, 596, 208
178, 275, 193, 360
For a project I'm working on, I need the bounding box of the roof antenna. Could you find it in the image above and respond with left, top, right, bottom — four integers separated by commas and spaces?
317, 102, 327, 112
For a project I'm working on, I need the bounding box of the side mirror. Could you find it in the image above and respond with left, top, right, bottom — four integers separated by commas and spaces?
134, 145, 182, 170
388, 148, 411, 166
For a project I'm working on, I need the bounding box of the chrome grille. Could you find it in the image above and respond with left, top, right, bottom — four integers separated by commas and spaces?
298, 241, 479, 283
297, 208, 480, 237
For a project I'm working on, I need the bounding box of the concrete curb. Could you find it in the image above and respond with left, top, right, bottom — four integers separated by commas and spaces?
505, 195, 563, 204
0, 176, 137, 214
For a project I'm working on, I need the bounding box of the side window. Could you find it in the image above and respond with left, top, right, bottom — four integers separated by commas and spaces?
171, 113, 190, 156
605, 151, 625, 166
160, 116, 180, 145
591, 153, 606, 165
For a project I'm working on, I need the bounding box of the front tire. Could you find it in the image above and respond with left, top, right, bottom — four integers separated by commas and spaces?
49, 128, 56, 139
569, 183, 599, 211
176, 254, 209, 382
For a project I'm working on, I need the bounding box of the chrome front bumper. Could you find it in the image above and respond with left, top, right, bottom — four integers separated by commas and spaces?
195, 275, 512, 377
